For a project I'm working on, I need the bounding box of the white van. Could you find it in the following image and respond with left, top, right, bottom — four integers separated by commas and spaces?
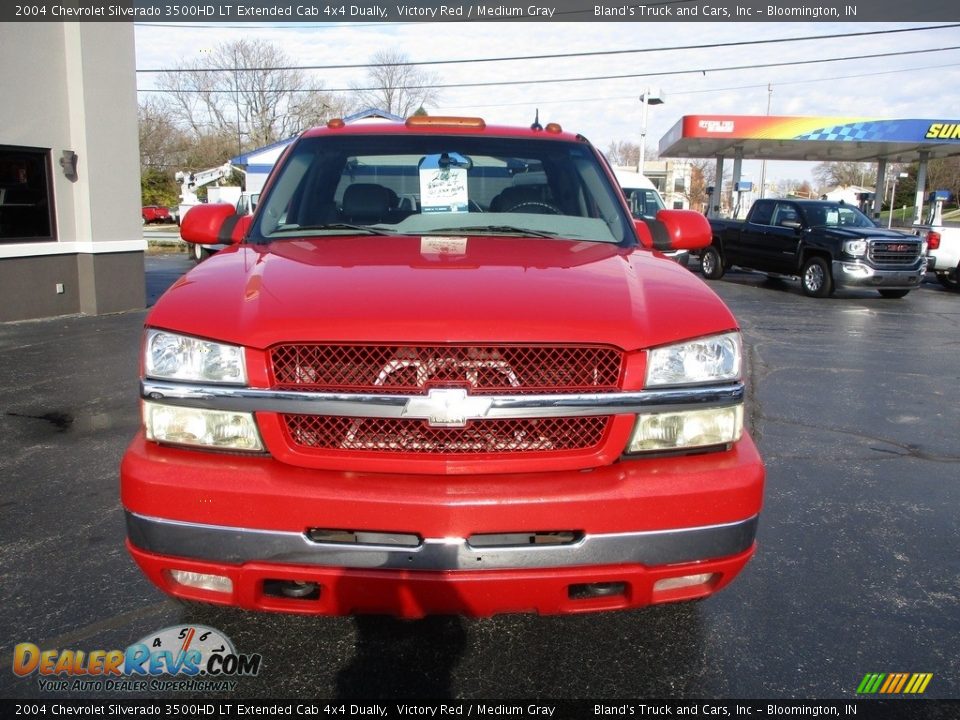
614, 168, 689, 267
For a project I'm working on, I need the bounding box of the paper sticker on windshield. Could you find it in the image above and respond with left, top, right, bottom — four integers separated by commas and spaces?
421, 237, 468, 256
420, 153, 469, 214
825, 210, 839, 224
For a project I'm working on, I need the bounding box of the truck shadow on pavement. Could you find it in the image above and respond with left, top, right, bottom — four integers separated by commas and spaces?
177, 599, 707, 699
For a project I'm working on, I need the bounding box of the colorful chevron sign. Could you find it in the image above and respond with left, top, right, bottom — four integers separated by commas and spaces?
857, 673, 933, 694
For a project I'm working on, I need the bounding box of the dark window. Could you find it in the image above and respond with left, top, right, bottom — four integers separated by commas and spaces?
773, 203, 800, 227
749, 201, 775, 226
0, 146, 56, 242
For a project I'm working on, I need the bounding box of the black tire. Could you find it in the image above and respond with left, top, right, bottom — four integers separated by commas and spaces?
878, 289, 910, 299
700, 246, 725, 280
191, 243, 212, 263
937, 270, 960, 291
800, 256, 834, 298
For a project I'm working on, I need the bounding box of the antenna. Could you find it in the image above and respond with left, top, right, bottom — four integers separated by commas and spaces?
531, 109, 542, 131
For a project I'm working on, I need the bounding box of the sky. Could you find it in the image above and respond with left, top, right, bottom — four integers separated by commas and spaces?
133, 20, 960, 188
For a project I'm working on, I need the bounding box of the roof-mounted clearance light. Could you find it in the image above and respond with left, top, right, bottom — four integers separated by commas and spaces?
545, 123, 563, 134
405, 116, 486, 129
327, 118, 346, 129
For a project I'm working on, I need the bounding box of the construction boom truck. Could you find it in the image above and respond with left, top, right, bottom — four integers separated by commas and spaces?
174, 163, 235, 227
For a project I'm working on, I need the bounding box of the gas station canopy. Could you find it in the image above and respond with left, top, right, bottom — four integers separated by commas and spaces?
659, 115, 960, 162
657, 115, 960, 222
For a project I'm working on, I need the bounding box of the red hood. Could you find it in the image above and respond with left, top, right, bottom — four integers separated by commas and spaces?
148, 235, 736, 351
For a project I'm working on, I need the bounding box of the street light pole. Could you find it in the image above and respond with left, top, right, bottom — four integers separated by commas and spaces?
888, 171, 908, 229
638, 87, 664, 176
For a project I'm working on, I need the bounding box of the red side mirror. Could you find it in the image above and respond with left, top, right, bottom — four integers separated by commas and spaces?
180, 204, 249, 246
635, 210, 712, 252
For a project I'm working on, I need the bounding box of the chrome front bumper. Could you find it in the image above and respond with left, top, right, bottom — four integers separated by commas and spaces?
833, 259, 926, 290
126, 511, 759, 572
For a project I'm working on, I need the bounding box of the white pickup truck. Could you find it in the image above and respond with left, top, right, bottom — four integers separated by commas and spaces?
915, 224, 960, 291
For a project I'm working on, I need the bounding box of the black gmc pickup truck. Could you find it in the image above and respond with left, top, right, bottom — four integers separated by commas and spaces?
701, 199, 926, 298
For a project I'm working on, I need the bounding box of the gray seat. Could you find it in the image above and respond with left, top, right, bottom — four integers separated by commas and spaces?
778, 209, 799, 227
341, 184, 396, 224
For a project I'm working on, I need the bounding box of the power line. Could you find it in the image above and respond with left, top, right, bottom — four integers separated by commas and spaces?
436, 61, 960, 110
136, 45, 960, 93
135, 23, 960, 73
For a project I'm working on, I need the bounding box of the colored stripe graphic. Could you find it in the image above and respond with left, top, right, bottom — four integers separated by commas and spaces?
858, 673, 932, 694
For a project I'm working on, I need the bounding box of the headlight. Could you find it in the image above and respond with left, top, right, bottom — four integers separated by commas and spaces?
143, 401, 263, 452
145, 330, 246, 384
626, 405, 743, 453
646, 332, 741, 387
843, 239, 867, 257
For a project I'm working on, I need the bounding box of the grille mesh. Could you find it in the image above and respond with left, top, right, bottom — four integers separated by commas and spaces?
283, 415, 610, 454
270, 344, 623, 394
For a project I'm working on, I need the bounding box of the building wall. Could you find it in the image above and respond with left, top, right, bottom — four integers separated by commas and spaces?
0, 23, 145, 322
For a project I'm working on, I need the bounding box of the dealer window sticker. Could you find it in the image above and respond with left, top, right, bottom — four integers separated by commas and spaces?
419, 153, 470, 214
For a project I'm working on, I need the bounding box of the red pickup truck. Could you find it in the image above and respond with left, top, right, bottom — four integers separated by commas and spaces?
141, 205, 173, 225
121, 117, 764, 617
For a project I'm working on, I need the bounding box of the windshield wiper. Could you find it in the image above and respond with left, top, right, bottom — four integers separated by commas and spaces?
428, 225, 559, 238
271, 223, 398, 236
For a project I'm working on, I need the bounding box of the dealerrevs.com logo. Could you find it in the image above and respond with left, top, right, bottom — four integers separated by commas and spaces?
12, 625, 262, 693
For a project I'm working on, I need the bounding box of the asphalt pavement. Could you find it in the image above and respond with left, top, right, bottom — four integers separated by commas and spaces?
1, 254, 958, 701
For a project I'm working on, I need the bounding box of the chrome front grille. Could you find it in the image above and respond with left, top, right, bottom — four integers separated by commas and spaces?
868, 240, 921, 266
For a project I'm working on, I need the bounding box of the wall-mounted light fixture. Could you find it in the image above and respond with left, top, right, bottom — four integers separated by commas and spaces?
59, 150, 78, 180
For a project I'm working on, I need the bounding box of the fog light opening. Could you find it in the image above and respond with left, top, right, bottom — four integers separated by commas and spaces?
568, 581, 627, 600
263, 579, 321, 601
167, 569, 233, 594
653, 573, 717, 593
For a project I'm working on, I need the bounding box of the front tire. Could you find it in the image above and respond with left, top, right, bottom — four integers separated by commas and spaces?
700, 246, 725, 280
191, 243, 212, 263
937, 269, 960, 291
878, 289, 910, 299
800, 256, 834, 298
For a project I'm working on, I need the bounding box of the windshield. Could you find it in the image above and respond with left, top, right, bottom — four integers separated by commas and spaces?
802, 202, 876, 229
249, 134, 633, 245
621, 186, 665, 219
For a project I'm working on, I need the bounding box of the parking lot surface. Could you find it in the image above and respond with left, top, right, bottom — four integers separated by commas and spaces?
1, 254, 957, 700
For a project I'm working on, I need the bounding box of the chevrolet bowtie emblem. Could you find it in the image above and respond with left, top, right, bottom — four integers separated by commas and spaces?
402, 388, 493, 427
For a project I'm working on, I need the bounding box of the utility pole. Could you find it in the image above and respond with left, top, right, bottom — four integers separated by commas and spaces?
758, 84, 772, 199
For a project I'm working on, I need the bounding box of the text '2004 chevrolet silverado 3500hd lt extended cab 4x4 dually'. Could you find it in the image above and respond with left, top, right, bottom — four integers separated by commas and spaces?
121, 116, 765, 618
702, 198, 926, 298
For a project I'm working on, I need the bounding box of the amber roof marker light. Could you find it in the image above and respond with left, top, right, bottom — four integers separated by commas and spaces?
405, 116, 486, 129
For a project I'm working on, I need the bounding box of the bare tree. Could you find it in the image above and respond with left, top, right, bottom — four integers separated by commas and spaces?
918, 157, 960, 212
156, 39, 350, 151
352, 49, 440, 118
684, 159, 712, 212
606, 140, 640, 169
138, 97, 189, 171
812, 161, 876, 190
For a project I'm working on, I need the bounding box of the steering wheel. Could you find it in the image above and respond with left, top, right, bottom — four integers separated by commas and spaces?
505, 201, 562, 215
